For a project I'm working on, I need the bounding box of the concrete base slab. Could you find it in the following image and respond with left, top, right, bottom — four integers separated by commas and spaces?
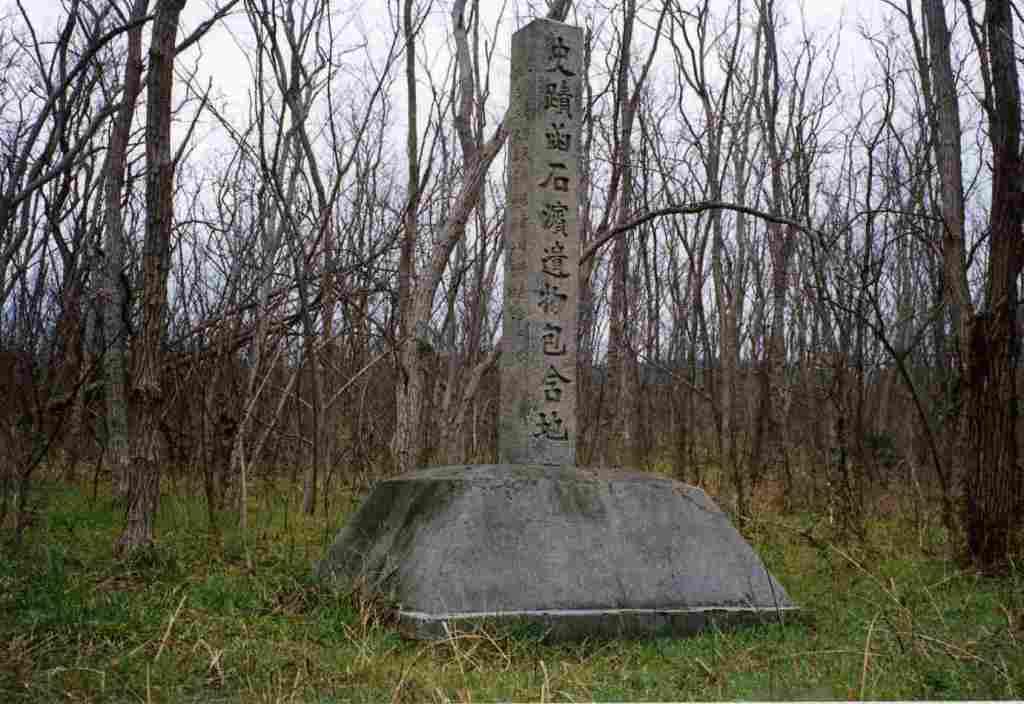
315, 465, 799, 640
395, 606, 802, 641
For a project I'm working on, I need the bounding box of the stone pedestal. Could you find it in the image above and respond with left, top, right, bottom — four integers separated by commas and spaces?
315, 465, 798, 640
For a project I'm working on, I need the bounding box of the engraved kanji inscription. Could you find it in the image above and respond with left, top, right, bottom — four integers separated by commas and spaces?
545, 122, 572, 151
542, 365, 572, 402
541, 240, 570, 278
539, 162, 570, 192
534, 410, 569, 441
542, 323, 567, 356
544, 80, 574, 118
546, 35, 575, 76
536, 281, 568, 315
540, 201, 569, 236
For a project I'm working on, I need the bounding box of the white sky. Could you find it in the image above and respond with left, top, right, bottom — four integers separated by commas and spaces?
17, 0, 883, 121
11, 0, 906, 196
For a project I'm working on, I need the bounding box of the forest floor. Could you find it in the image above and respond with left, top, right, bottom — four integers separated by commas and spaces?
1, 470, 1022, 702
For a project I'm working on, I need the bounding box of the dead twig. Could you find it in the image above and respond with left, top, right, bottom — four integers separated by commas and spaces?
154, 591, 187, 662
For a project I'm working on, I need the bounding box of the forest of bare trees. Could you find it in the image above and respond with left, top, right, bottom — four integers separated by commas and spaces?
0, 0, 1021, 573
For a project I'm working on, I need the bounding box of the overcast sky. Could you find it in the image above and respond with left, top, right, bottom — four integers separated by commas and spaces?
15, 0, 897, 168
18, 0, 883, 101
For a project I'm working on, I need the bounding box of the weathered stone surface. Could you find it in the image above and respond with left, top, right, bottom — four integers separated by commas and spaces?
315, 465, 798, 640
501, 19, 583, 465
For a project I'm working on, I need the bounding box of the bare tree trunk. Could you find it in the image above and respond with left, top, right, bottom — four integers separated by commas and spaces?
313, 304, 335, 513
666, 0, 750, 495
919, 0, 972, 355
603, 0, 666, 466
66, 269, 98, 481
438, 230, 466, 462
720, 60, 756, 512
301, 331, 324, 514
117, 0, 187, 556
438, 220, 502, 462
605, 0, 636, 464
392, 0, 425, 474
961, 0, 1023, 570
103, 0, 150, 499
748, 0, 792, 520
577, 27, 597, 464
911, 0, 1022, 567
900, 0, 967, 538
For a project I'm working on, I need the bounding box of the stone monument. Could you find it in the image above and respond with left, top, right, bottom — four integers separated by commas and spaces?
315, 18, 799, 640
501, 21, 581, 466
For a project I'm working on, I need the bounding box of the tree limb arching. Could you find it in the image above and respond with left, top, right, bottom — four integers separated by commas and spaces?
580, 201, 818, 264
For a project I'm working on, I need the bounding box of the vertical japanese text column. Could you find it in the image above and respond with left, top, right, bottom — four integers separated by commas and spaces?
501, 19, 582, 465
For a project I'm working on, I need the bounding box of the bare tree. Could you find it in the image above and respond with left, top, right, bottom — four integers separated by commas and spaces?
601, 0, 667, 467
0, 0, 159, 540
746, 0, 795, 519
957, 0, 1022, 569
899, 0, 1024, 569
666, 0, 757, 502
102, 0, 150, 499
117, 0, 189, 555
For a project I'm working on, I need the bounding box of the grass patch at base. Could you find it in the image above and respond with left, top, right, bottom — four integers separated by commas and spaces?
1, 477, 1021, 702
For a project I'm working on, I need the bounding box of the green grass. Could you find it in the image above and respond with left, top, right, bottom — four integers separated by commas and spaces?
1, 477, 1021, 702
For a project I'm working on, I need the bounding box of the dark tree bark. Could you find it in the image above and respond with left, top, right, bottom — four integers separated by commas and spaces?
117, 0, 188, 556
919, 0, 1022, 570
392, 0, 424, 473
748, 0, 793, 522
103, 0, 150, 499
605, 0, 638, 466
601, 0, 665, 466
961, 0, 1023, 570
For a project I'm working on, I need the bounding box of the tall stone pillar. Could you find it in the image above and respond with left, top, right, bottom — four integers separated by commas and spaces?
501, 19, 582, 465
